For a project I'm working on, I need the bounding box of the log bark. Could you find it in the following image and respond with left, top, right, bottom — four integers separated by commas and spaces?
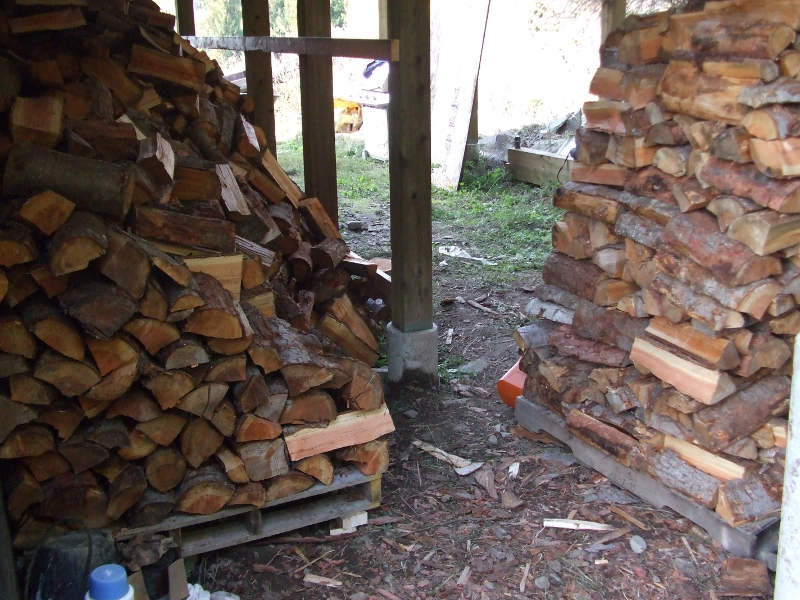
716, 466, 782, 525
3, 145, 135, 220
135, 206, 236, 253
653, 251, 779, 320
647, 448, 721, 508
59, 281, 138, 339
614, 213, 663, 249
710, 127, 752, 164
542, 253, 608, 304
548, 324, 630, 367
566, 409, 645, 469
663, 211, 781, 286
699, 156, 800, 213
572, 299, 647, 353
693, 376, 790, 451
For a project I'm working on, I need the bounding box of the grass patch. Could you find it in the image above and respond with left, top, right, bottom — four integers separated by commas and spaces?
276, 136, 563, 271
433, 159, 562, 271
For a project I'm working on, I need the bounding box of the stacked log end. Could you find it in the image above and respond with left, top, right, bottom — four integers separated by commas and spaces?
0, 0, 395, 550
520, 0, 800, 528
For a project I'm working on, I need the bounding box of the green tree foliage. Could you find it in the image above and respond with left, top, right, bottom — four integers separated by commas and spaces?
199, 0, 242, 36
269, 0, 347, 35
193, 0, 348, 71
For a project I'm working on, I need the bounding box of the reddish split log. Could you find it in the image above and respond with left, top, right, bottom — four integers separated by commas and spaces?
653, 251, 779, 320
699, 156, 800, 213
663, 211, 781, 286
566, 409, 645, 469
548, 325, 630, 367
693, 376, 790, 451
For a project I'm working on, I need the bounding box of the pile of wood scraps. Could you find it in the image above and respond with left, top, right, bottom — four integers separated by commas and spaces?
0, 0, 394, 552
517, 0, 800, 536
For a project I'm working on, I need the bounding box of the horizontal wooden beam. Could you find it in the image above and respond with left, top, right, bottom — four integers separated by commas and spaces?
186, 36, 399, 61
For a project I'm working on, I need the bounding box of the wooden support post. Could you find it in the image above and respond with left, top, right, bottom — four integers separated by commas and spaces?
175, 0, 196, 36
0, 481, 20, 600
388, 0, 433, 333
378, 0, 388, 39
601, 0, 626, 42
297, 0, 338, 225
241, 0, 276, 154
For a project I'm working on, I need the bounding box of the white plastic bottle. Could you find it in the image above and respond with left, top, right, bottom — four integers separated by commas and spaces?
85, 564, 134, 600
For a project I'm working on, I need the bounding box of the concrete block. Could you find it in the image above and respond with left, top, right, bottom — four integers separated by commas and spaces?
386, 322, 438, 383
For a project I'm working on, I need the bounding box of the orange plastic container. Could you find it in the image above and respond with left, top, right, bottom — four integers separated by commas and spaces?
497, 357, 527, 407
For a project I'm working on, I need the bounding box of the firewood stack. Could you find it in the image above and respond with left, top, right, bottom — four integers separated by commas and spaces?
519, 0, 800, 528
0, 0, 394, 550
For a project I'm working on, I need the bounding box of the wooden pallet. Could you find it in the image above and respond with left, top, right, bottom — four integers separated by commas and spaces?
515, 396, 778, 565
113, 467, 381, 556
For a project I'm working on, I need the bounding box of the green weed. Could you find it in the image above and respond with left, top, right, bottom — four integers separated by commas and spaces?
274, 135, 563, 271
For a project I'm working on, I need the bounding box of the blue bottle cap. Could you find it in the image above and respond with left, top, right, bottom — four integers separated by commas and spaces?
88, 564, 129, 600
